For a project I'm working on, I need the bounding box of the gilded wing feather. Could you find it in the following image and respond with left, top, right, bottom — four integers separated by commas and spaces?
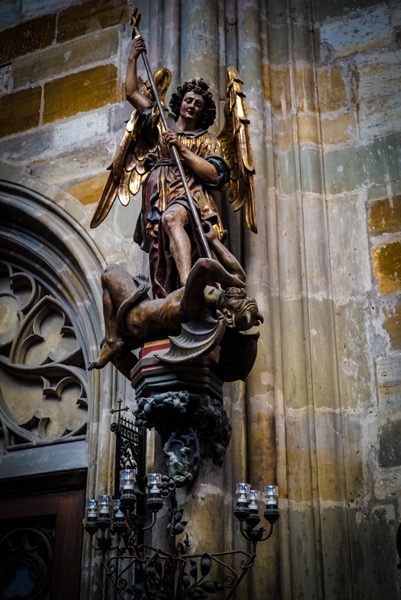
90, 68, 172, 229
217, 67, 257, 234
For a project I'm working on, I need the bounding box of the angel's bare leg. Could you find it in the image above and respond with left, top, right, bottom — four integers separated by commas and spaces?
162, 204, 191, 285
88, 265, 136, 369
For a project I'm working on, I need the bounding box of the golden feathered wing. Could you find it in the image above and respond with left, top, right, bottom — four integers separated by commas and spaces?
217, 67, 257, 234
90, 68, 172, 229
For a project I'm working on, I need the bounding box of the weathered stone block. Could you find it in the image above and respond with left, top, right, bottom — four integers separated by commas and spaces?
318, 66, 347, 112
307, 298, 341, 408
368, 196, 401, 235
261, 61, 271, 103
327, 193, 371, 301
313, 0, 380, 23
285, 507, 324, 598
365, 133, 401, 183
319, 4, 390, 58
29, 143, 112, 189
297, 113, 320, 145
66, 172, 109, 206
383, 305, 401, 351
315, 411, 363, 501
0, 127, 53, 161
291, 23, 315, 62
53, 109, 111, 152
13, 27, 119, 89
315, 507, 355, 597
43, 64, 119, 124
348, 503, 399, 598
378, 419, 401, 467
371, 241, 401, 295
22, 0, 75, 20
275, 146, 322, 196
295, 66, 316, 113
321, 112, 356, 145
299, 147, 324, 193
272, 115, 296, 149
270, 66, 292, 115
377, 355, 401, 405
324, 146, 363, 195
285, 416, 316, 503
341, 413, 366, 500
357, 49, 401, 139
324, 133, 401, 195
267, 25, 290, 65
0, 14, 56, 64
1, 0, 22, 30
333, 301, 373, 409
0, 87, 41, 137
57, 0, 129, 43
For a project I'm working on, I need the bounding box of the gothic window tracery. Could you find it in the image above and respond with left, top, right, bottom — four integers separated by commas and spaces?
0, 261, 88, 449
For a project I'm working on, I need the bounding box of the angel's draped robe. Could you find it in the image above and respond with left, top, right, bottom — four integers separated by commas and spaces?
134, 105, 230, 299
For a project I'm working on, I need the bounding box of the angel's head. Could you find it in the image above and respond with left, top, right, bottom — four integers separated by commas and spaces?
170, 79, 216, 129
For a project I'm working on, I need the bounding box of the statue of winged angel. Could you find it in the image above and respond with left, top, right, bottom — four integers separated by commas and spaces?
90, 34, 257, 299
89, 15, 261, 379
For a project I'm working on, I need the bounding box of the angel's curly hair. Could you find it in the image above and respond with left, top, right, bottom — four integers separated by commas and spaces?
169, 79, 216, 129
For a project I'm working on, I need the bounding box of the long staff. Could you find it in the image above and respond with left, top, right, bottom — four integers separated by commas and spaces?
130, 7, 212, 260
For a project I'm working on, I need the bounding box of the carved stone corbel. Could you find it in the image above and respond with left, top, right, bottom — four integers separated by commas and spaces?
131, 342, 231, 486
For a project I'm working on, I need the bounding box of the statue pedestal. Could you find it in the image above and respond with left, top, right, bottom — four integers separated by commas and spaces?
130, 340, 231, 486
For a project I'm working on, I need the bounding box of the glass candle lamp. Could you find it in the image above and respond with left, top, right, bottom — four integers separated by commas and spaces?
98, 495, 111, 517
236, 482, 251, 504
234, 482, 251, 522
264, 485, 278, 508
248, 489, 259, 512
264, 485, 280, 524
147, 473, 162, 494
120, 468, 136, 493
146, 472, 164, 513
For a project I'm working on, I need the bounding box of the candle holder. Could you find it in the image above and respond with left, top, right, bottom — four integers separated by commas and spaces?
85, 402, 280, 599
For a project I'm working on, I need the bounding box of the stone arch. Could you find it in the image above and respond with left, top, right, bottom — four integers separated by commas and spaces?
0, 166, 117, 482
0, 167, 107, 448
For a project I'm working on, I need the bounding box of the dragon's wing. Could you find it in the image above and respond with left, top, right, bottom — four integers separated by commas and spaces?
90, 68, 171, 229
217, 67, 257, 234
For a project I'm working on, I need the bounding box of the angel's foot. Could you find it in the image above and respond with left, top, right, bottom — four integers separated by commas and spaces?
88, 339, 125, 370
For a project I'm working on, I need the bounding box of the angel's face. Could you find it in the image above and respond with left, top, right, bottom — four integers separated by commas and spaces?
179, 92, 205, 128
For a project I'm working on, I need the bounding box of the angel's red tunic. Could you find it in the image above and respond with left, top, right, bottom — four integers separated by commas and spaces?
134, 106, 230, 299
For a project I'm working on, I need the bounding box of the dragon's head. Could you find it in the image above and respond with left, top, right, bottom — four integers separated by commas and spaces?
217, 287, 263, 331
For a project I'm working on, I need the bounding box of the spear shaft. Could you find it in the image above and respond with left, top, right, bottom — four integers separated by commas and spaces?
131, 10, 212, 260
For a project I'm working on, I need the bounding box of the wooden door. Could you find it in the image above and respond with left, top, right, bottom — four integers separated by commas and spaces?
0, 490, 85, 600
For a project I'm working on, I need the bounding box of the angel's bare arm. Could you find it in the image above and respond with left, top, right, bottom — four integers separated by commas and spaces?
125, 37, 151, 113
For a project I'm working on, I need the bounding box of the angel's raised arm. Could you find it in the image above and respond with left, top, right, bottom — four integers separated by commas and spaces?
125, 37, 151, 113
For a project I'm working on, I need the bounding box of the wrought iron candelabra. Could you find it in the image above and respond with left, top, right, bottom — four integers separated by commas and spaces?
85, 405, 279, 599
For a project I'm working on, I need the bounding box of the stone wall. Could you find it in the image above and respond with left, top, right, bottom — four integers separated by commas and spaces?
0, 0, 401, 599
